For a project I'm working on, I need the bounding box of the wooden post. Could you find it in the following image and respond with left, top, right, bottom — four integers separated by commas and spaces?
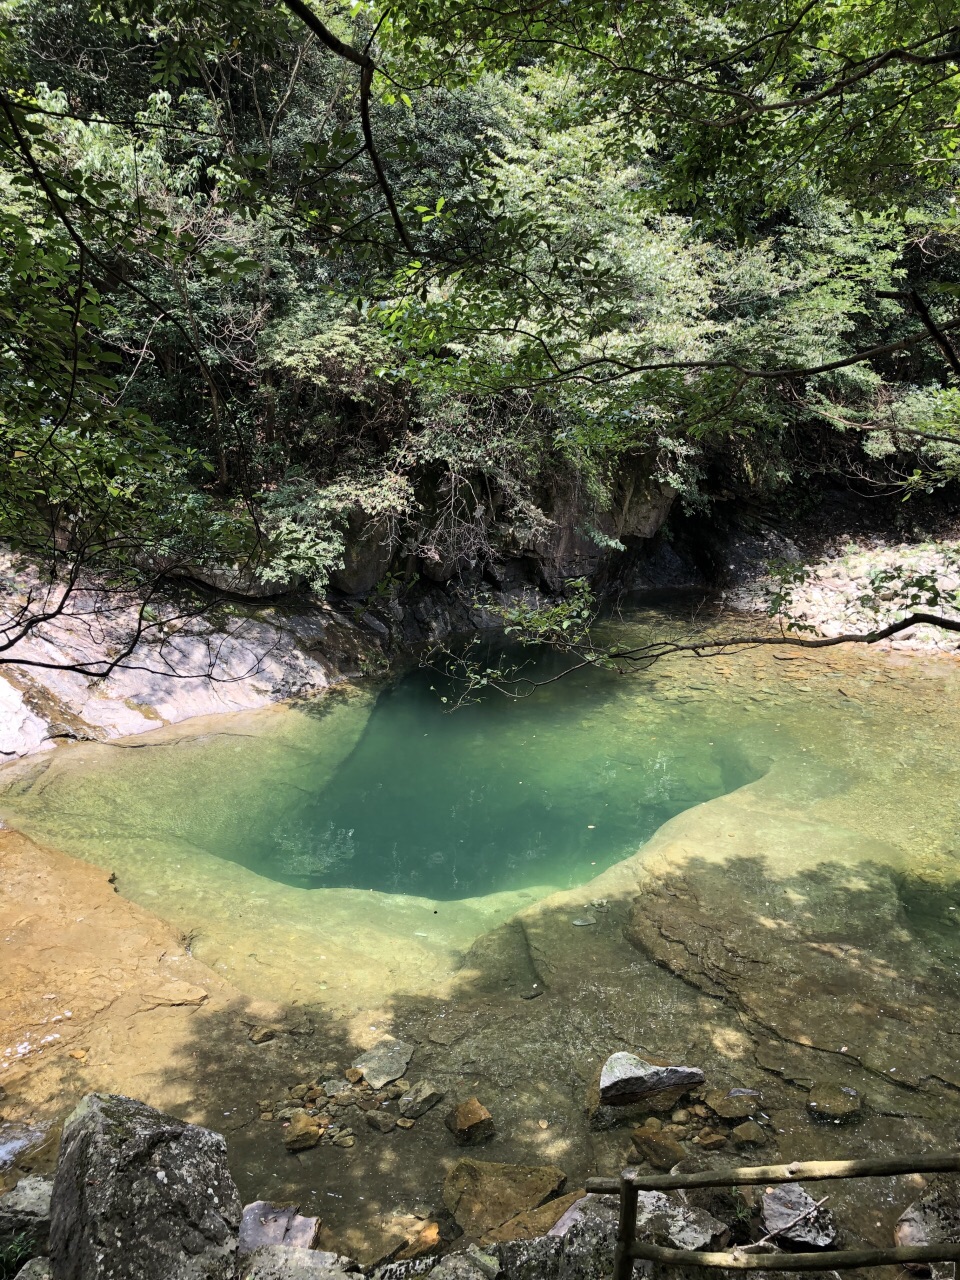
587, 1153, 960, 1280
612, 1167, 639, 1280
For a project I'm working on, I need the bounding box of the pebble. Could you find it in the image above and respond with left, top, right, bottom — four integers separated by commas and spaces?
572, 916, 597, 927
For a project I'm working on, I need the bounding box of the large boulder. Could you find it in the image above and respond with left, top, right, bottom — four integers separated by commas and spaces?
599, 1053, 704, 1107
443, 1159, 567, 1238
0, 1176, 52, 1252
49, 1093, 241, 1280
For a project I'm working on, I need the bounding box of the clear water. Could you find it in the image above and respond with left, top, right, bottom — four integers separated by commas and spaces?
259, 652, 758, 898
0, 640, 759, 901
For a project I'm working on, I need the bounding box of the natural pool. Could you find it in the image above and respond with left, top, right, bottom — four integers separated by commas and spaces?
2, 602, 960, 1014
5, 604, 960, 1257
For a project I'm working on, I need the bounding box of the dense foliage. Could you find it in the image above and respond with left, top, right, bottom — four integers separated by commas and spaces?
0, 0, 958, 626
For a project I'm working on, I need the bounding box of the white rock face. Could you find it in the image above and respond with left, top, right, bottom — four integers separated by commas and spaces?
0, 678, 50, 758
0, 579, 362, 760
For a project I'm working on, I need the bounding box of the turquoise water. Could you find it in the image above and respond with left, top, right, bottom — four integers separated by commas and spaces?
0, 636, 760, 901
258, 654, 756, 898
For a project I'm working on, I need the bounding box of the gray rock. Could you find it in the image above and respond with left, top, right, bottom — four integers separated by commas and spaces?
13, 1261, 53, 1280
353, 1041, 415, 1090
896, 1175, 960, 1264
760, 1184, 836, 1248
398, 1082, 444, 1120
598, 1053, 705, 1106
239, 1204, 321, 1255
0, 1176, 52, 1251
463, 1245, 499, 1279
551, 1192, 725, 1252
370, 1261, 435, 1280
49, 1093, 241, 1280
322, 1080, 344, 1098
496, 1236, 563, 1280
425, 1256, 490, 1280
238, 1247, 353, 1279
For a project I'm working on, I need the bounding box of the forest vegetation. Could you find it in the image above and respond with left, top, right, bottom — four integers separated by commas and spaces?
1, 0, 959, 660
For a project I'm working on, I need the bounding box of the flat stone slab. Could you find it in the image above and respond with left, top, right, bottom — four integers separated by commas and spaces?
760, 1184, 837, 1248
239, 1203, 320, 1255
353, 1041, 414, 1090
443, 1158, 567, 1237
599, 1053, 704, 1106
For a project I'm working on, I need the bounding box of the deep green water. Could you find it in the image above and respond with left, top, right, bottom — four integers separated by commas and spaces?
258, 653, 757, 898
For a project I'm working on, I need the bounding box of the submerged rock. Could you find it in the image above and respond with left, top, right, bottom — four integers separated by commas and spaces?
730, 1120, 767, 1148
49, 1093, 241, 1280
353, 1041, 415, 1090
760, 1184, 836, 1248
598, 1053, 704, 1107
703, 1087, 761, 1120
806, 1083, 861, 1124
445, 1099, 495, 1146
283, 1111, 321, 1151
398, 1081, 444, 1119
631, 1128, 686, 1169
443, 1158, 567, 1238
0, 1176, 52, 1252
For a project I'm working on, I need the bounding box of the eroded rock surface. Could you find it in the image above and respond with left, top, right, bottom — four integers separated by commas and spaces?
49, 1093, 241, 1280
442, 1159, 566, 1238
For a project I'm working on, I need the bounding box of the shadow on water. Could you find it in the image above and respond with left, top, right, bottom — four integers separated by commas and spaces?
153, 848, 960, 1263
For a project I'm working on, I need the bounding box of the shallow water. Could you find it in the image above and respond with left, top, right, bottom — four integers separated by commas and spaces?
3, 603, 960, 1010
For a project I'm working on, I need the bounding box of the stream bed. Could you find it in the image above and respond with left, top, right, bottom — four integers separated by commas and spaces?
3, 602, 960, 1258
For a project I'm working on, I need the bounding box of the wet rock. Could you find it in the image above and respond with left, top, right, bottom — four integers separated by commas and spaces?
697, 1132, 727, 1151
239, 1203, 320, 1255
599, 1053, 704, 1107
396, 1118, 415, 1130
343, 1068, 364, 1085
482, 1192, 585, 1245
760, 1184, 836, 1248
395, 1221, 441, 1261
238, 1246, 354, 1279
703, 1088, 762, 1120
806, 1084, 861, 1124
896, 1176, 960, 1262
366, 1112, 398, 1134
353, 1041, 414, 1090
632, 1129, 686, 1170
0, 1176, 52, 1252
445, 1099, 495, 1146
443, 1158, 567, 1238
249, 1027, 276, 1045
49, 1092, 241, 1280
730, 1121, 767, 1148
284, 1112, 321, 1152
399, 1081, 444, 1119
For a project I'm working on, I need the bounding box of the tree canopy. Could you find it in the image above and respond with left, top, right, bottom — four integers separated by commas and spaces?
0, 0, 958, 660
